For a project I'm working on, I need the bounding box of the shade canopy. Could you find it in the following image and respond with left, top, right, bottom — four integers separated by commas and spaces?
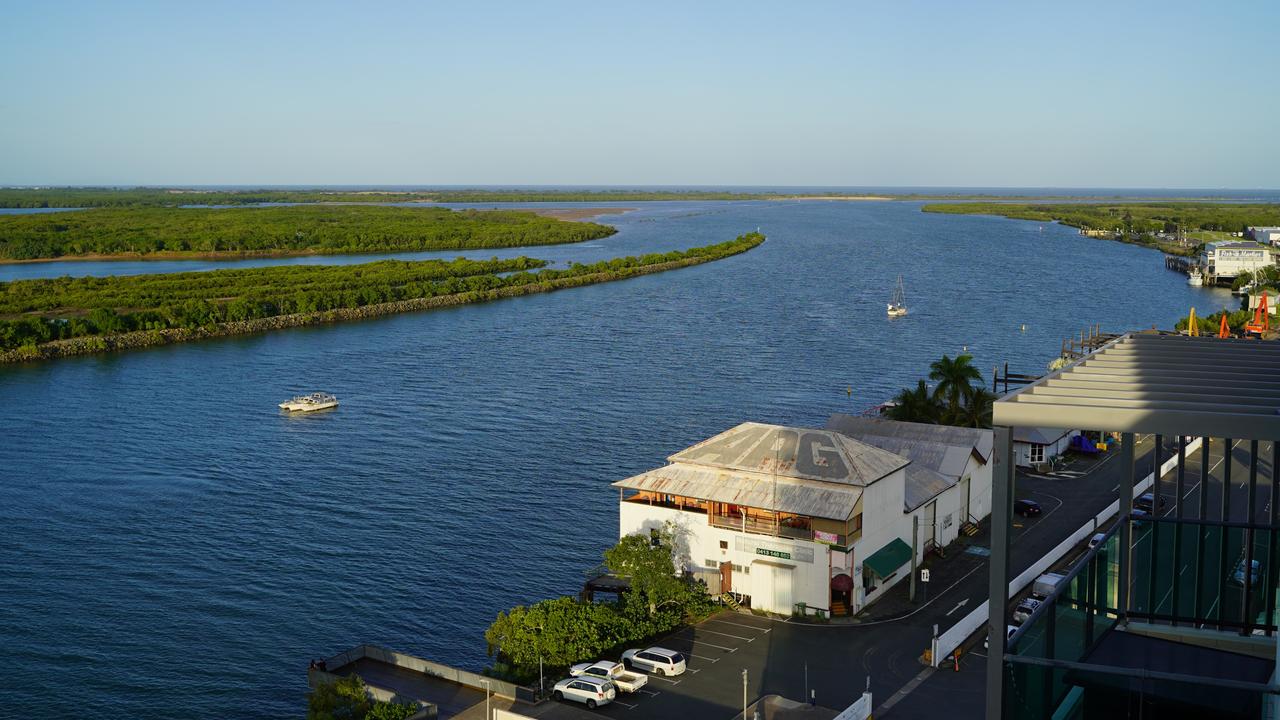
993, 333, 1280, 442
863, 538, 912, 579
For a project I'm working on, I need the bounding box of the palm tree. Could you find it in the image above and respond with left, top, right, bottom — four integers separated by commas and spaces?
886, 380, 941, 424
955, 388, 997, 428
929, 354, 983, 416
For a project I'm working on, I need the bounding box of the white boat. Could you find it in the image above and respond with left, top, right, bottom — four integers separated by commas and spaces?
279, 392, 339, 412
887, 275, 908, 317
1187, 270, 1204, 287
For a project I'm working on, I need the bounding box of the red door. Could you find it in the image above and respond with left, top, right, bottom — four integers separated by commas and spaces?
719, 561, 733, 594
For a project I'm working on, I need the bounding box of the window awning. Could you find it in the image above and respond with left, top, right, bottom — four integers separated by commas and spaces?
863, 538, 912, 579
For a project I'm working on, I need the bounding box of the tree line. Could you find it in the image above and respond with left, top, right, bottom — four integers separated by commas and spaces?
0, 205, 617, 261
923, 202, 1280, 235
0, 233, 765, 352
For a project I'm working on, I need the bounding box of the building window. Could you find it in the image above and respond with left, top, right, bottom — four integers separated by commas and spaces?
706, 559, 718, 568
732, 564, 744, 573
719, 540, 729, 550
1030, 444, 1045, 464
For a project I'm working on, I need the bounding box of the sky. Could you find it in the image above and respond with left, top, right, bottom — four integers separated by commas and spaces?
1, 0, 1277, 188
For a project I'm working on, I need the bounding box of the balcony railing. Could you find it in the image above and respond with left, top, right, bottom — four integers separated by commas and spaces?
708, 512, 829, 542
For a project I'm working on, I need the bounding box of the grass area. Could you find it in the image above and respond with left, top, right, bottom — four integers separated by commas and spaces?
0, 205, 616, 261
0, 232, 765, 355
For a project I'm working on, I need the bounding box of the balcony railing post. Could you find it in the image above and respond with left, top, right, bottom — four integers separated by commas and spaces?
1243, 440, 1259, 635
986, 426, 1014, 720
1268, 442, 1279, 637
1119, 432, 1135, 622
1219, 438, 1233, 631
1173, 436, 1185, 626
1195, 437, 1210, 623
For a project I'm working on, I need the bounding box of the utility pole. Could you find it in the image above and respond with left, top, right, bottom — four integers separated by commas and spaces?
480, 679, 491, 720
910, 514, 919, 602
742, 668, 748, 720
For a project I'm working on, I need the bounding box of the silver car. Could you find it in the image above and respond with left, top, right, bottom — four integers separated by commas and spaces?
621, 646, 687, 676
552, 675, 616, 709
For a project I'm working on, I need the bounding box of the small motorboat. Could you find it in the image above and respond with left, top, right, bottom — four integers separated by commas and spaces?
279, 392, 339, 412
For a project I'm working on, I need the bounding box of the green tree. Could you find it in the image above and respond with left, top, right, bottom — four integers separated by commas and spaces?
885, 380, 941, 424
307, 674, 372, 720
955, 388, 997, 429
928, 354, 983, 416
604, 529, 691, 620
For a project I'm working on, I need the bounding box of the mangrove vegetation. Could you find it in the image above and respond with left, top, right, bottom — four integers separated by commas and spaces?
0, 232, 765, 359
0, 205, 617, 261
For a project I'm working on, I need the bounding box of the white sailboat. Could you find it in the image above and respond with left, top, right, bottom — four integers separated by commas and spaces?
1187, 269, 1204, 287
887, 275, 908, 317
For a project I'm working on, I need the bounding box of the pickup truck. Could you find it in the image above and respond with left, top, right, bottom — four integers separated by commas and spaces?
569, 661, 649, 693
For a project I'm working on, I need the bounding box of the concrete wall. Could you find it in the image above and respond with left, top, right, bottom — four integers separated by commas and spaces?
307, 668, 437, 719
322, 644, 524, 701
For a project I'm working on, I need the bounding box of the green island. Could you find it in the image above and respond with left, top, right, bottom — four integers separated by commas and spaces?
0, 205, 617, 262
0, 232, 765, 362
921, 202, 1280, 256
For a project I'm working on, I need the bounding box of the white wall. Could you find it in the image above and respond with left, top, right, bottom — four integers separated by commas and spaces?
618, 501, 832, 614
851, 469, 909, 611
1014, 431, 1079, 468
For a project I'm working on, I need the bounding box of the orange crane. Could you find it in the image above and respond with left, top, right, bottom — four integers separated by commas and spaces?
1245, 292, 1271, 336
1218, 313, 1230, 338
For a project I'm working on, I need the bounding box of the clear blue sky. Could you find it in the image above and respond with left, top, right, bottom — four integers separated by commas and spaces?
1, 0, 1277, 188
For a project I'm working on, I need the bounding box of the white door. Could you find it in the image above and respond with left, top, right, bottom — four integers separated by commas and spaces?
959, 476, 970, 522
751, 561, 794, 614
923, 502, 937, 550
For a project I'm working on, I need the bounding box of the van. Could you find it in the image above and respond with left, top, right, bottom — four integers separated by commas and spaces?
1032, 572, 1065, 599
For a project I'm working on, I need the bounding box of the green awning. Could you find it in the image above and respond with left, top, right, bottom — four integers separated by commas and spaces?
863, 538, 912, 579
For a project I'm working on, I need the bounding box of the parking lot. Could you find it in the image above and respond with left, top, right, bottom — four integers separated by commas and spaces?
535, 611, 779, 719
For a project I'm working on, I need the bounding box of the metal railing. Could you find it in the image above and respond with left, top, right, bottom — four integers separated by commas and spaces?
708, 512, 817, 541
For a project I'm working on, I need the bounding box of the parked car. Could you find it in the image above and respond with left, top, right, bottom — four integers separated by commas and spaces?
1135, 493, 1166, 513
1088, 533, 1107, 549
1231, 558, 1262, 586
552, 676, 616, 709
1131, 508, 1151, 526
1032, 572, 1065, 599
1013, 597, 1043, 624
621, 647, 687, 676
985, 625, 1019, 650
1014, 499, 1042, 517
569, 661, 648, 693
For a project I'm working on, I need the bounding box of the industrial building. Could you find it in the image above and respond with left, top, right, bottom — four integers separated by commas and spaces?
1202, 240, 1277, 281
1248, 226, 1280, 246
613, 418, 993, 617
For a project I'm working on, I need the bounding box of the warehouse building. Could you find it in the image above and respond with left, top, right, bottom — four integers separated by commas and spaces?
613, 419, 993, 617
1203, 240, 1276, 281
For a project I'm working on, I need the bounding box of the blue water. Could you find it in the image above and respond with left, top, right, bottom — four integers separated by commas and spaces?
0, 201, 1238, 719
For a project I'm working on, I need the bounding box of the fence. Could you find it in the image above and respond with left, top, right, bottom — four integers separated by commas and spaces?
930, 437, 1201, 667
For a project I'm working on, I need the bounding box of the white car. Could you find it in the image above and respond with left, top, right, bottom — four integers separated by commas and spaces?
552, 676, 616, 709
621, 647, 687, 676
985, 625, 1019, 650
569, 660, 649, 693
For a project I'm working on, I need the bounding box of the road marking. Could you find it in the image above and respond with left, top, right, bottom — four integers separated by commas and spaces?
683, 651, 723, 662
946, 599, 970, 617
665, 634, 738, 652
638, 689, 660, 697
692, 627, 755, 641
611, 699, 638, 709
704, 617, 771, 633
644, 675, 682, 685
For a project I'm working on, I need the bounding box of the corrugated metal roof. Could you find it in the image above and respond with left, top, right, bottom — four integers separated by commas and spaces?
904, 465, 954, 512
1011, 427, 1072, 445
668, 421, 909, 487
825, 415, 992, 464
612, 464, 864, 521
994, 333, 1280, 441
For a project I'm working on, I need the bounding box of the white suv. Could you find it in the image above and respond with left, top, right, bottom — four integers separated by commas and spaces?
621, 647, 687, 676
552, 676, 616, 709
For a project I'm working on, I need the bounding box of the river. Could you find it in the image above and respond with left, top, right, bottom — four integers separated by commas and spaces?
0, 200, 1238, 718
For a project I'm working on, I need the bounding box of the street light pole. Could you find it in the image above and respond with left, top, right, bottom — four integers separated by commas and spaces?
742, 668, 748, 719
481, 679, 490, 720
